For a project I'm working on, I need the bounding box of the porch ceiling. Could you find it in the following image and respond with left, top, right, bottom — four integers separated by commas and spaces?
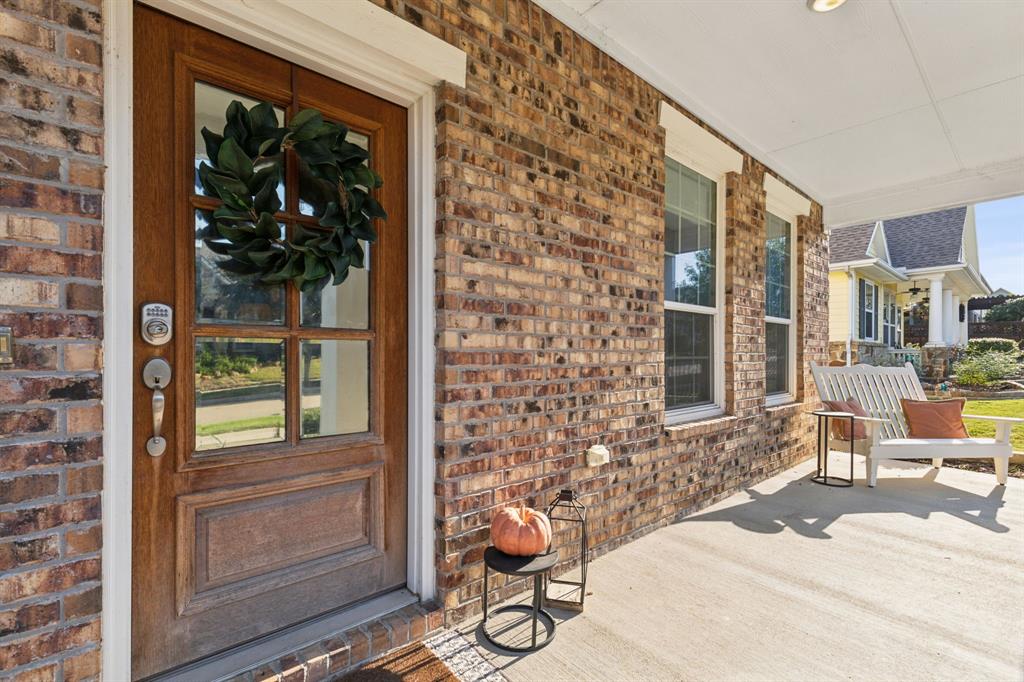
537, 0, 1024, 228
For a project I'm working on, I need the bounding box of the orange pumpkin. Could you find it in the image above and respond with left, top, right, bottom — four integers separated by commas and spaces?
491, 506, 552, 556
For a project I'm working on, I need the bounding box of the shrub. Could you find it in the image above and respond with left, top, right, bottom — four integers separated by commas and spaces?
952, 350, 1021, 386
986, 297, 1024, 322
195, 350, 257, 377
966, 338, 1021, 355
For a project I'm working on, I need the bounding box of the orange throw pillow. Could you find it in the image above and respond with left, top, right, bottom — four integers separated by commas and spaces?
900, 398, 969, 438
821, 398, 867, 440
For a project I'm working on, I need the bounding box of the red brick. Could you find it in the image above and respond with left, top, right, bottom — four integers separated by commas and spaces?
66, 464, 102, 493
0, 557, 101, 604
66, 525, 101, 556
0, 14, 55, 50
0, 497, 100, 538
62, 648, 100, 682
0, 408, 56, 437
65, 223, 101, 251
63, 585, 101, 619
0, 601, 60, 638
0, 620, 99, 670
0, 180, 100, 219
0, 375, 101, 404
0, 536, 60, 571
64, 33, 100, 67
0, 144, 61, 181
65, 283, 102, 311
0, 472, 59, 505
0, 438, 102, 473
0, 312, 101, 339
11, 662, 59, 682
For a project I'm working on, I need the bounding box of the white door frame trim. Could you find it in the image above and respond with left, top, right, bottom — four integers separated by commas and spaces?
101, 2, 464, 678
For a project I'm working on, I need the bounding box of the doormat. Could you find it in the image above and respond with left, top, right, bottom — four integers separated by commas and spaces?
339, 641, 457, 682
339, 630, 505, 682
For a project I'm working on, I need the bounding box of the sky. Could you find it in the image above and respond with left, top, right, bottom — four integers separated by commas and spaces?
975, 195, 1024, 295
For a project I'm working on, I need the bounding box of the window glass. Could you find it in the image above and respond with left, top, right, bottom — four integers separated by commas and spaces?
300, 339, 369, 438
194, 81, 285, 205
665, 310, 714, 410
664, 159, 716, 308
766, 322, 789, 395
765, 213, 791, 319
194, 337, 285, 451
194, 210, 286, 325
300, 241, 369, 329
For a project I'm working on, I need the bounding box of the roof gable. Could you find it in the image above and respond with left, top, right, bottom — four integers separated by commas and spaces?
882, 206, 967, 270
829, 222, 875, 264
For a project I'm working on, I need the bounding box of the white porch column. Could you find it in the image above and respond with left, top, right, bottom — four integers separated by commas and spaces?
942, 289, 954, 345
951, 294, 961, 345
926, 275, 945, 346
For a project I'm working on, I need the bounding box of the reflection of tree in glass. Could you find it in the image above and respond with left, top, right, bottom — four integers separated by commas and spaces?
673, 248, 714, 305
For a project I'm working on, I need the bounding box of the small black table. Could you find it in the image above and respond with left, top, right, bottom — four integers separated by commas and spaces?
480, 547, 557, 653
811, 410, 855, 487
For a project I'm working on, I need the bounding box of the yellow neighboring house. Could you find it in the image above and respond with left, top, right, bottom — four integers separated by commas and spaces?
828, 206, 991, 365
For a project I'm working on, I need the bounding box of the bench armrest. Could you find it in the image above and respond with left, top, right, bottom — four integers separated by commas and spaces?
962, 414, 1024, 424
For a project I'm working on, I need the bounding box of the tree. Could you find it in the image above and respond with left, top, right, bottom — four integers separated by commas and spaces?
986, 297, 1024, 322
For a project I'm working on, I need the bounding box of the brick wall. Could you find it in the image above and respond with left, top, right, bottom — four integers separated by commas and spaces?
0, 1, 104, 680
369, 0, 828, 623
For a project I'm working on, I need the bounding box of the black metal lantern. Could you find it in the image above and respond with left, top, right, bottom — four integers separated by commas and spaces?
544, 488, 588, 611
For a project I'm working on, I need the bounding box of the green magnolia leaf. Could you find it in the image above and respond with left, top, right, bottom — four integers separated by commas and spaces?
224, 100, 252, 144
201, 127, 224, 164
254, 212, 280, 239
217, 137, 254, 183
253, 174, 282, 216
249, 102, 278, 134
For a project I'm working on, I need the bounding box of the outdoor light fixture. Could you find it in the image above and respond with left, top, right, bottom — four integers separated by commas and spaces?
544, 488, 588, 611
807, 0, 847, 12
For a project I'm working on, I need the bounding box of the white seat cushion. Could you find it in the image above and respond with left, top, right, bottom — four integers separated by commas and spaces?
871, 437, 1010, 459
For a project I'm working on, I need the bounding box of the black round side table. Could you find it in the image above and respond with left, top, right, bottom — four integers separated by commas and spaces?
811, 410, 855, 487
480, 546, 558, 653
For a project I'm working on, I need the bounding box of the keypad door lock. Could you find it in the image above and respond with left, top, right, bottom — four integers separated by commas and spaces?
141, 303, 172, 346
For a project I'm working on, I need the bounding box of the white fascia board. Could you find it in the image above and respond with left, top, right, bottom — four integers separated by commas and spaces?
824, 158, 1024, 229
831, 258, 907, 282
764, 173, 811, 218
659, 101, 743, 178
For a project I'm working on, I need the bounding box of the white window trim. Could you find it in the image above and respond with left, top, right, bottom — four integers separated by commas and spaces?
764, 207, 798, 407
660, 101, 743, 178
101, 1, 465, 678
663, 156, 727, 425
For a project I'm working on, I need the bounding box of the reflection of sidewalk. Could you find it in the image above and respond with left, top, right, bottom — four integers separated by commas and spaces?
196, 395, 322, 423
197, 428, 283, 451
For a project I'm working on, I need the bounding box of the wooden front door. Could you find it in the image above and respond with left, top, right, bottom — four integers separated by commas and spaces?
132, 6, 408, 678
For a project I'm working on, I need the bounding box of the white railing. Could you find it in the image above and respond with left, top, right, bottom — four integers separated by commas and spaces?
887, 348, 922, 372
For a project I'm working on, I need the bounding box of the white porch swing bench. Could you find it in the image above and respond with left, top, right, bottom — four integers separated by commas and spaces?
811, 362, 1020, 486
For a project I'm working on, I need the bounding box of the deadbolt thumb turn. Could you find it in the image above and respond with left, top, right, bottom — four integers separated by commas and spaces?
142, 357, 172, 457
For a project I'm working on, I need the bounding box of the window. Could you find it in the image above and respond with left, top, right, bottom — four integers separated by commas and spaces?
664, 158, 721, 418
882, 290, 899, 347
859, 279, 877, 341
765, 213, 793, 399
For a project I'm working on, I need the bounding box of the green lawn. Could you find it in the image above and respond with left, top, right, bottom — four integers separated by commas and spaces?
196, 414, 283, 436
964, 399, 1024, 452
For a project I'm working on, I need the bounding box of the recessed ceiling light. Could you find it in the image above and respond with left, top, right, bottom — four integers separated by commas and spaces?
807, 0, 847, 12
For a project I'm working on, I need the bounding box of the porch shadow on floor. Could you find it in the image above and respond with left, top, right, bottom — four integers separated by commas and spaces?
458, 456, 1024, 682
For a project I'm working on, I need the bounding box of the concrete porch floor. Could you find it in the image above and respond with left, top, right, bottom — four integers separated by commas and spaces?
459, 455, 1024, 681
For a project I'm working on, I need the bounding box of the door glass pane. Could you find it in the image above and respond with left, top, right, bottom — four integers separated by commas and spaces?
299, 129, 369, 217
766, 213, 791, 319
195, 337, 285, 451
766, 322, 789, 395
664, 158, 716, 308
194, 210, 286, 325
300, 242, 370, 329
300, 339, 369, 438
665, 310, 713, 410
194, 81, 285, 205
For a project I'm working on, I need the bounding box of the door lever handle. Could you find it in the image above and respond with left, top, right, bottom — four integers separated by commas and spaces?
142, 358, 172, 457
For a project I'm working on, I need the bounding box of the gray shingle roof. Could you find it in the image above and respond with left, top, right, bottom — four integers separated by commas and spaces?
883, 206, 966, 270
829, 222, 875, 264
829, 206, 966, 269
